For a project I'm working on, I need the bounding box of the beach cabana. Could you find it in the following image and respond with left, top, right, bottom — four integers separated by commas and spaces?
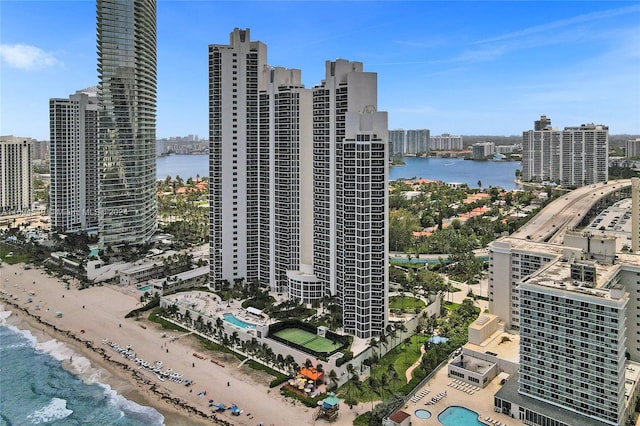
299, 367, 324, 383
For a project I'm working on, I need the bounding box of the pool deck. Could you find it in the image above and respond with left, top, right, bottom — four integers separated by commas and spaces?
401, 361, 516, 426
163, 290, 274, 329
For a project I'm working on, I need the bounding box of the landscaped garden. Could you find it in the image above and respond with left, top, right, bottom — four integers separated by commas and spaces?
342, 298, 481, 425
389, 295, 425, 313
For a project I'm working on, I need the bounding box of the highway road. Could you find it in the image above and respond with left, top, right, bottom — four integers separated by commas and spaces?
510, 179, 632, 244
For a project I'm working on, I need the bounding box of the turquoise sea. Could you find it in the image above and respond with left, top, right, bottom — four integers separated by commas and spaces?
0, 324, 165, 425
157, 154, 522, 190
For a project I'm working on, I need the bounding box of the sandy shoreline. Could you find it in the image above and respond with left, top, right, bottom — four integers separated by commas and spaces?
0, 263, 346, 426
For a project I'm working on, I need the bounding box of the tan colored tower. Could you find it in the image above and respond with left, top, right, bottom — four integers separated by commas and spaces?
632, 177, 639, 252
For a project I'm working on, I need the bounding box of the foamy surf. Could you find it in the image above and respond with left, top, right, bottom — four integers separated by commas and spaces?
104, 384, 165, 425
26, 398, 73, 424
1, 325, 167, 425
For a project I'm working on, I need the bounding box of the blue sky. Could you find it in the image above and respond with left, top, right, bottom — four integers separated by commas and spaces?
1, 1, 639, 140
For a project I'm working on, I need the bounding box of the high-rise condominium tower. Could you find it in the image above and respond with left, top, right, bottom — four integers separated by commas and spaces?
208, 29, 268, 287
522, 116, 608, 186
209, 29, 315, 293
388, 129, 405, 157
97, 0, 157, 246
312, 60, 389, 338
50, 87, 99, 233
209, 30, 389, 338
406, 129, 430, 155
0, 136, 33, 215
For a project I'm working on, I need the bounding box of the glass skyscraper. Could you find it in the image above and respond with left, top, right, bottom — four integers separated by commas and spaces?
97, 0, 157, 246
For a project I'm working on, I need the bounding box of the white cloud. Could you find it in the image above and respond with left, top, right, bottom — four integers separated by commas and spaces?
0, 44, 59, 70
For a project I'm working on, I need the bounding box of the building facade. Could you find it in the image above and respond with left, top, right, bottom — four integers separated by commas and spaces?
388, 129, 405, 157
518, 281, 626, 425
312, 59, 389, 338
0, 136, 33, 215
488, 239, 556, 330
97, 0, 157, 246
472, 142, 495, 159
406, 129, 429, 155
49, 87, 99, 233
626, 138, 640, 159
209, 29, 389, 338
522, 116, 608, 186
429, 133, 463, 151
208, 28, 267, 287
262, 67, 313, 293
489, 232, 640, 426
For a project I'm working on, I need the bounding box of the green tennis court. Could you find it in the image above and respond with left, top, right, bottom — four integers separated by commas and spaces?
273, 328, 341, 353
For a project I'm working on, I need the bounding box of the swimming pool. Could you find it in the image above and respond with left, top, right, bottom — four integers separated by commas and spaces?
438, 406, 484, 426
138, 285, 152, 291
428, 335, 449, 344
414, 409, 431, 419
223, 313, 256, 330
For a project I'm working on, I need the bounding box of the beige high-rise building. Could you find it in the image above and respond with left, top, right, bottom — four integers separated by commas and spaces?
49, 87, 99, 233
0, 136, 34, 215
522, 116, 608, 186
626, 138, 640, 159
209, 29, 389, 338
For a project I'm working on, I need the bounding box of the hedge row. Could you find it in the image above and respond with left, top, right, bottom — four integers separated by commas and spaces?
125, 297, 160, 318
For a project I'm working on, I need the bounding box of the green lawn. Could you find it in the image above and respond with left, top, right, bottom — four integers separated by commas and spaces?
273, 328, 339, 353
443, 301, 460, 311
0, 244, 28, 264
389, 295, 425, 311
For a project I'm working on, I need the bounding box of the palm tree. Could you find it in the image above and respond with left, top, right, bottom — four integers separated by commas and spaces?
387, 324, 397, 348
215, 317, 224, 339
276, 354, 285, 370
345, 374, 362, 409
379, 333, 389, 355
395, 322, 408, 341
379, 372, 390, 399
404, 338, 412, 364
369, 337, 379, 359
284, 354, 295, 374
368, 376, 381, 411
328, 369, 338, 390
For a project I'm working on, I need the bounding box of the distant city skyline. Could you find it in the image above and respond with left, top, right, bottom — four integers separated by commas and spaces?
1, 1, 639, 140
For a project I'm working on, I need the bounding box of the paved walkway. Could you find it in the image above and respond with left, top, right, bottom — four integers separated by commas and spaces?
405, 343, 426, 383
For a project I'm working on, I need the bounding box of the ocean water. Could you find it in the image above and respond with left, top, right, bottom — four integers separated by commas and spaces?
0, 324, 165, 426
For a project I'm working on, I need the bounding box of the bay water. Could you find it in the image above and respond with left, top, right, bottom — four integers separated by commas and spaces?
157, 154, 521, 190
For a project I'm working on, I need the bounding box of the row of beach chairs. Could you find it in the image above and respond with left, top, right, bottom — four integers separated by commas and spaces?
410, 388, 430, 403
485, 416, 507, 426
424, 391, 447, 405
449, 379, 480, 394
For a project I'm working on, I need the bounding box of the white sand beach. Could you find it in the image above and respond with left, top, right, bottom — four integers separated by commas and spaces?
0, 263, 364, 425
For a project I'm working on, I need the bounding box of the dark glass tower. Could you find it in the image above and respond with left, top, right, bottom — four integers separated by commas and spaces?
97, 0, 157, 246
